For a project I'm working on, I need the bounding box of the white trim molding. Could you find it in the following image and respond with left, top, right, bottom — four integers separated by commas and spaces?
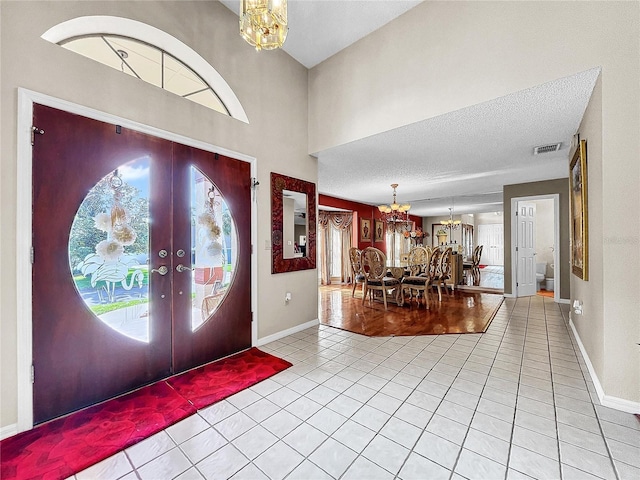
1, 424, 18, 441
570, 318, 640, 414
16, 88, 257, 433
41, 15, 249, 124
256, 319, 320, 347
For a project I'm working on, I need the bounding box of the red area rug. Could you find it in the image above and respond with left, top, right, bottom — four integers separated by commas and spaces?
167, 347, 293, 409
1, 348, 291, 480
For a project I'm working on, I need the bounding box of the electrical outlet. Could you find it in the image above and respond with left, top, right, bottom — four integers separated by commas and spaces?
573, 299, 583, 315
285, 292, 292, 303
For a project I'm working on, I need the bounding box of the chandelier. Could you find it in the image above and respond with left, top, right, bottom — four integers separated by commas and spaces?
240, 0, 288, 51
441, 207, 461, 231
378, 184, 412, 232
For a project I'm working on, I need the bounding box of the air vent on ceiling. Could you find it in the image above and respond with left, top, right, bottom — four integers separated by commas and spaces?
533, 143, 562, 155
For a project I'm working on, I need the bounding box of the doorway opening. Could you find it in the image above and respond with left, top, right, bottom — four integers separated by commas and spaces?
510, 194, 560, 301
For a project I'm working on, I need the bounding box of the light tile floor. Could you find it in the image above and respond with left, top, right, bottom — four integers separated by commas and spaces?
73, 296, 640, 480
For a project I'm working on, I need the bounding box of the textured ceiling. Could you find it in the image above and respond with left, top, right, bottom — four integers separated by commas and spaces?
317, 68, 600, 216
220, 1, 599, 217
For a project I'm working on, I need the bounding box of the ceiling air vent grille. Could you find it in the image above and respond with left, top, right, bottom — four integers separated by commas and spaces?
533, 143, 562, 155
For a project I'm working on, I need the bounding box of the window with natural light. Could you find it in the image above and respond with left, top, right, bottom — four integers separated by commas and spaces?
61, 35, 229, 115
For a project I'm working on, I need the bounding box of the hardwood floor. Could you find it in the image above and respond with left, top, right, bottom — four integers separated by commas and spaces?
319, 284, 504, 337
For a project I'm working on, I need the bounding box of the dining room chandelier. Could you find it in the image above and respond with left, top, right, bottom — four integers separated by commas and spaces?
441, 207, 461, 231
378, 184, 412, 231
239, 0, 288, 51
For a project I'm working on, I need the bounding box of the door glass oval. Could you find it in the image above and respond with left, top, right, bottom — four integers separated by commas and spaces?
68, 157, 151, 343
191, 166, 238, 331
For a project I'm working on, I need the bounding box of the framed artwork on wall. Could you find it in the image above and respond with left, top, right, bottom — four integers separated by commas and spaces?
361, 218, 371, 241
374, 220, 384, 242
569, 139, 588, 280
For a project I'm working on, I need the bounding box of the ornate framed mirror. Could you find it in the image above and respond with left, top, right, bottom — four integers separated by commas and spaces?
271, 172, 316, 273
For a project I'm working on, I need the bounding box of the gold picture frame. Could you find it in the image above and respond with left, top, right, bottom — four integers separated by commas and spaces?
361, 218, 371, 241
374, 220, 384, 242
569, 139, 588, 280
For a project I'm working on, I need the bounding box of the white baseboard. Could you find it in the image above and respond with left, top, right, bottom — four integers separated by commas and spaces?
503, 293, 516, 298
1, 423, 18, 441
569, 319, 640, 414
558, 298, 570, 304
256, 319, 319, 347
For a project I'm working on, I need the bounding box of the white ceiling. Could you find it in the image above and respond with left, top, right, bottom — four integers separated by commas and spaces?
219, 0, 423, 69
220, 1, 599, 217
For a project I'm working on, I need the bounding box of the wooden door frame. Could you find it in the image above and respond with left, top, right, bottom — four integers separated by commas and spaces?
509, 194, 560, 302
16, 88, 258, 433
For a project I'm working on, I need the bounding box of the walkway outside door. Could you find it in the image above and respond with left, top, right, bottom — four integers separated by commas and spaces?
516, 202, 537, 296
31, 104, 251, 424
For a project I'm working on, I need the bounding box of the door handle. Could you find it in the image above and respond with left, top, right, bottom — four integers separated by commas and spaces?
151, 266, 168, 276
176, 264, 193, 273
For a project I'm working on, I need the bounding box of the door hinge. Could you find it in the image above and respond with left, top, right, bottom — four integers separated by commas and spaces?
251, 244, 254, 254
251, 312, 254, 322
31, 364, 35, 384
515, 247, 518, 252
30, 246, 34, 264
31, 126, 45, 146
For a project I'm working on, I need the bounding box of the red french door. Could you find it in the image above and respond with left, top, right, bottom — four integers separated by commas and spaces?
32, 104, 251, 424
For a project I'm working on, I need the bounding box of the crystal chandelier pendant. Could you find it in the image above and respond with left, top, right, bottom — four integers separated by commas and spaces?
240, 0, 288, 51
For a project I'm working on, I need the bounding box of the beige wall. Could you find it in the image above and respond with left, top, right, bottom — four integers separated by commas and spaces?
571, 75, 605, 396
311, 1, 639, 406
1, 1, 316, 430
573, 71, 640, 407
475, 213, 504, 226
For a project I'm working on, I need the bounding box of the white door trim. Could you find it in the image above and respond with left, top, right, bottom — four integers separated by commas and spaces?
16, 88, 258, 433
510, 194, 560, 300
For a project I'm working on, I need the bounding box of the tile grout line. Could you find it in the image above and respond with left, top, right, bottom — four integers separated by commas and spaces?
503, 295, 532, 480
558, 300, 622, 480
543, 296, 566, 480
116, 298, 630, 480
271, 331, 442, 479
445, 300, 515, 480
319, 332, 472, 479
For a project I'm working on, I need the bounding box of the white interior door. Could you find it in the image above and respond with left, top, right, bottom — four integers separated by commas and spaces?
490, 224, 504, 266
517, 202, 536, 296
477, 224, 504, 266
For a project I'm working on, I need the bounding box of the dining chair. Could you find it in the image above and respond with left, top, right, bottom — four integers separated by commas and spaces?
424, 246, 433, 259
400, 246, 430, 308
420, 248, 443, 308
463, 245, 483, 285
436, 247, 453, 301
361, 246, 400, 310
349, 247, 366, 297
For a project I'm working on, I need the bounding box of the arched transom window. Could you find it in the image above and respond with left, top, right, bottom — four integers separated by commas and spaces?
42, 16, 249, 123
63, 35, 229, 115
